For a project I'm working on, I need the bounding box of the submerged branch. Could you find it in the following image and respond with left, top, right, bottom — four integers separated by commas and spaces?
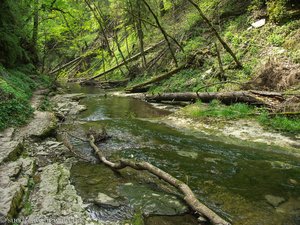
89, 135, 231, 225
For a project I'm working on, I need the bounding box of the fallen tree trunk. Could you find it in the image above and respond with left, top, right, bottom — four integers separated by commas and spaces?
49, 56, 83, 75
80, 79, 129, 88
86, 40, 165, 81
89, 135, 231, 225
145, 91, 285, 107
126, 64, 187, 93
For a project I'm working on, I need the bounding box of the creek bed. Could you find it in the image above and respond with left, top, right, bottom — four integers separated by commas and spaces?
65, 85, 300, 225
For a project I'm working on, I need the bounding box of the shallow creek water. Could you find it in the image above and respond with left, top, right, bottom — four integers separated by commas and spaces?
65, 85, 300, 225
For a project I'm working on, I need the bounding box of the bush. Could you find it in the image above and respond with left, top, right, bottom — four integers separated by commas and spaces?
267, 0, 287, 22
0, 66, 36, 130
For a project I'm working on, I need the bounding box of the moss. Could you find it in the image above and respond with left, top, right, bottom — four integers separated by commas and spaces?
130, 211, 144, 225
3, 142, 24, 163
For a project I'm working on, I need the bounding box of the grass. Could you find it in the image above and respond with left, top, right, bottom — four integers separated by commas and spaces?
38, 97, 52, 111
185, 100, 255, 119
259, 113, 300, 134
183, 101, 300, 134
22, 178, 35, 216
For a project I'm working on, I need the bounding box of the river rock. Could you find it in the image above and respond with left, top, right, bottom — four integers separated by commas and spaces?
17, 111, 57, 139
251, 18, 266, 28
0, 128, 23, 164
288, 179, 298, 185
118, 184, 188, 216
0, 158, 35, 221
265, 195, 286, 207
276, 197, 300, 214
93, 193, 121, 207
176, 150, 198, 159
0, 141, 23, 165
51, 94, 87, 116
25, 163, 100, 225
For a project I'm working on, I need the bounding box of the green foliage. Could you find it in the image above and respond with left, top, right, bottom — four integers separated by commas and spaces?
258, 113, 300, 134
184, 101, 300, 134
267, 33, 285, 46
248, 0, 266, 11
0, 0, 30, 67
38, 97, 52, 111
149, 69, 202, 93
187, 101, 255, 119
267, 0, 287, 22
131, 211, 144, 225
22, 178, 35, 216
0, 66, 40, 130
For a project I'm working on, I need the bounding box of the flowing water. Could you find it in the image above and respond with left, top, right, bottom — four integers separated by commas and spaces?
65, 85, 300, 225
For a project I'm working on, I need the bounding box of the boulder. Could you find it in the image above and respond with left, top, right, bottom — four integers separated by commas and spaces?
93, 193, 121, 207
0, 158, 35, 221
16, 112, 58, 139
25, 163, 100, 225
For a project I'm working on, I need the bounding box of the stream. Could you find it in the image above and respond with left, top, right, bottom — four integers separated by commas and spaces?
64, 85, 300, 225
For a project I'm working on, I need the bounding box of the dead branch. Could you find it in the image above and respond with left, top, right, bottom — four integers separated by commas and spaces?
88, 135, 231, 225
84, 40, 165, 81
60, 132, 90, 162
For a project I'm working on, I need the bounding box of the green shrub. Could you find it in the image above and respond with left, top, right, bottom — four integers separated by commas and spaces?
0, 66, 39, 130
248, 0, 266, 11
267, 33, 285, 46
267, 0, 287, 22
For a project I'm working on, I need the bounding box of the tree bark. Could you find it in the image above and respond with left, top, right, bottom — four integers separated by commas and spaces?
84, 0, 113, 56
49, 56, 83, 74
125, 8, 184, 52
136, 1, 147, 68
187, 0, 243, 69
126, 64, 187, 93
145, 91, 284, 107
141, 0, 178, 67
32, 0, 39, 47
215, 42, 226, 81
89, 135, 231, 225
85, 40, 165, 81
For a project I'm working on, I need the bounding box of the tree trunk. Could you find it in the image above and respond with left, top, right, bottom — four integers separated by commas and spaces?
145, 91, 285, 107
215, 42, 226, 81
32, 0, 39, 46
49, 56, 83, 74
187, 0, 243, 69
141, 0, 178, 67
126, 64, 187, 93
137, 1, 147, 68
32, 0, 39, 63
85, 40, 165, 81
84, 0, 112, 56
89, 135, 231, 225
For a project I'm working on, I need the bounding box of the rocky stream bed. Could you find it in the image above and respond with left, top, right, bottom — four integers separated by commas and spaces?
0, 86, 300, 225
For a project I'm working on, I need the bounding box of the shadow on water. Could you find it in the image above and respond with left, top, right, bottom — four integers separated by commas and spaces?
65, 85, 300, 225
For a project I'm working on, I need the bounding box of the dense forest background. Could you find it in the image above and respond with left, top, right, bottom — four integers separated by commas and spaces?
0, 0, 300, 130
